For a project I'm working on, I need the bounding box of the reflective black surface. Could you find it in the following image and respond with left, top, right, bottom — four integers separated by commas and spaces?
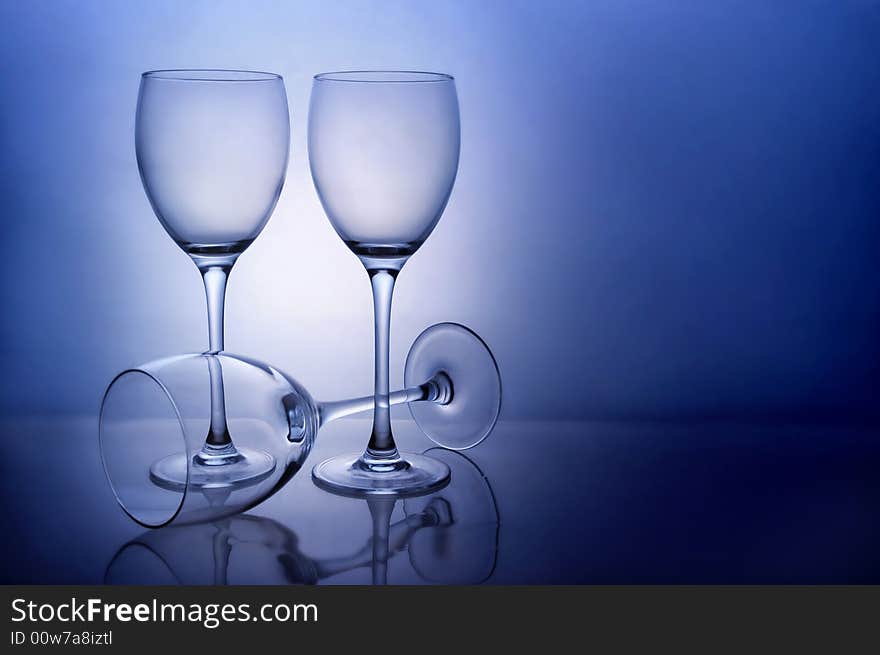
1, 417, 878, 584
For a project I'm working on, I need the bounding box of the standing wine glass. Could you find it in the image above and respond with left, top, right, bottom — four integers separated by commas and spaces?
136, 69, 290, 488
308, 71, 461, 495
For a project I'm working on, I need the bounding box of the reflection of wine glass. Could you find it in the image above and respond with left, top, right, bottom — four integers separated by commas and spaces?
403, 448, 500, 584
135, 70, 290, 488
103, 507, 446, 585
317, 448, 500, 585
308, 71, 464, 496
105, 451, 499, 585
100, 323, 501, 528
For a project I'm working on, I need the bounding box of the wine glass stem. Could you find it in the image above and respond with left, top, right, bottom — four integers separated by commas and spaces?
317, 377, 448, 427
365, 269, 400, 464
205, 354, 232, 448
201, 264, 230, 355
200, 263, 234, 450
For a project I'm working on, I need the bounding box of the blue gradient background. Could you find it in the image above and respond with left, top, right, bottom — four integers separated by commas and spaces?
1, 0, 878, 422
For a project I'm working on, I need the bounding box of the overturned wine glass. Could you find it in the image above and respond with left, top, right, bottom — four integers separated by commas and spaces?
99, 323, 501, 528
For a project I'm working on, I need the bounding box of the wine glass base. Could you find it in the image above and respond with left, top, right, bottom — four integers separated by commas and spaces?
312, 452, 450, 498
405, 323, 502, 450
150, 447, 276, 491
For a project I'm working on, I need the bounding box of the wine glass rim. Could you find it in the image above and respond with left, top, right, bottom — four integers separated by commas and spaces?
314, 70, 454, 84
142, 69, 283, 82
99, 366, 189, 529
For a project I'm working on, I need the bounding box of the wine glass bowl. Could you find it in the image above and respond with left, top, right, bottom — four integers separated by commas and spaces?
308, 71, 460, 264
136, 70, 290, 255
99, 353, 317, 528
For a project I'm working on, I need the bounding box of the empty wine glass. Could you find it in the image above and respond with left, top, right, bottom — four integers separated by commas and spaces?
99, 323, 501, 527
135, 69, 290, 488
308, 70, 465, 495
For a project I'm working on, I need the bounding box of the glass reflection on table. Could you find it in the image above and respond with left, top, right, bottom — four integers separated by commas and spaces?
105, 449, 499, 585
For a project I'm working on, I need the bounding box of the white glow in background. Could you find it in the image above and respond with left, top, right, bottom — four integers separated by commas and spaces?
2, 1, 878, 420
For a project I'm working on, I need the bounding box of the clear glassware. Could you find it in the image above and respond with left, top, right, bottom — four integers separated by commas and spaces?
104, 450, 498, 585
135, 69, 290, 488
99, 324, 501, 528
308, 70, 465, 495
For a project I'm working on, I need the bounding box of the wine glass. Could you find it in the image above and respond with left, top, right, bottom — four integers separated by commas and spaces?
99, 323, 501, 527
308, 70, 465, 495
135, 69, 290, 488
